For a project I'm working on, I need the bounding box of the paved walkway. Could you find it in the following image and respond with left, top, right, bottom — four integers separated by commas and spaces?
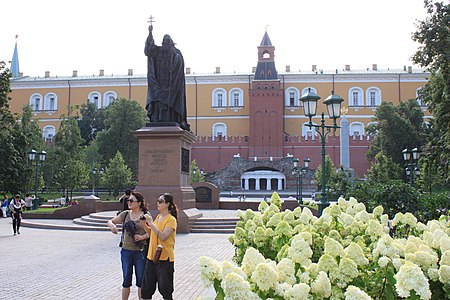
0, 211, 236, 300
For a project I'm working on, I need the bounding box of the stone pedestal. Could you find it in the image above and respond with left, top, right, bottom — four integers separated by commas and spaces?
134, 126, 202, 233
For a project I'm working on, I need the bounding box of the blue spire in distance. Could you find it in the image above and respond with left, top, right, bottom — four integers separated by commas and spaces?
11, 35, 20, 78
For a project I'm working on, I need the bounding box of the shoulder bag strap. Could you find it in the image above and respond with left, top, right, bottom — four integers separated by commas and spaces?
120, 211, 129, 245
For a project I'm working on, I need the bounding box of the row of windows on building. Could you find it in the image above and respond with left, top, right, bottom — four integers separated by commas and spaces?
29, 85, 425, 113
212, 86, 426, 109
29, 91, 118, 112
41, 121, 371, 145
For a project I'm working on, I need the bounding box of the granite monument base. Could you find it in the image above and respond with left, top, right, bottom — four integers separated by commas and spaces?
134, 125, 202, 233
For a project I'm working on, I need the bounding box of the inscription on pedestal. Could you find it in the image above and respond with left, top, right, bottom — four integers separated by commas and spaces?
148, 148, 173, 173
181, 147, 190, 174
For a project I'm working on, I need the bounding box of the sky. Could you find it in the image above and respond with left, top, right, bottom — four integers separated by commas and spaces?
1, 0, 428, 78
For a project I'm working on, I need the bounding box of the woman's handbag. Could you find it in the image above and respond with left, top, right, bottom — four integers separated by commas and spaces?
153, 244, 163, 262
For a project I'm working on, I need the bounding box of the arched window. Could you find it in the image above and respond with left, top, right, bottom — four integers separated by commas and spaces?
43, 125, 56, 145
212, 123, 227, 141
348, 87, 364, 107
301, 122, 317, 140
104, 91, 117, 107
350, 122, 364, 140
212, 88, 227, 110
44, 93, 57, 111
30, 93, 42, 112
88, 92, 102, 109
262, 51, 271, 59
365, 87, 381, 107
285, 87, 300, 107
416, 87, 427, 107
229, 88, 244, 108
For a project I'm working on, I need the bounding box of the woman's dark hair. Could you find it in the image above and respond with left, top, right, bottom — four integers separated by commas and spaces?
161, 193, 178, 220
132, 191, 147, 213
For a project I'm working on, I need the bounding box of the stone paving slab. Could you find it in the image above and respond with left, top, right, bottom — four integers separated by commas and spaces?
0, 217, 234, 300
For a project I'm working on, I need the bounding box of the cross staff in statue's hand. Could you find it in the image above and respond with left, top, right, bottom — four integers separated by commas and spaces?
148, 15, 154, 32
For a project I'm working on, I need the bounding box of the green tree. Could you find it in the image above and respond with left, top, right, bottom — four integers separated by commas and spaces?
0, 62, 44, 193
190, 160, 205, 184
366, 152, 403, 184
43, 115, 85, 194
367, 101, 424, 165
412, 0, 450, 182
77, 101, 106, 146
102, 151, 133, 198
314, 155, 336, 199
95, 98, 146, 176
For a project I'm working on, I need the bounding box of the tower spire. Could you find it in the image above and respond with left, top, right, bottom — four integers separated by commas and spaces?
11, 35, 20, 78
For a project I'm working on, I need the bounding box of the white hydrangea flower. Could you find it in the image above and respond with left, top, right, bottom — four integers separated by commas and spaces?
380, 214, 389, 227
288, 235, 313, 265
344, 242, 369, 266
199, 256, 223, 287
373, 234, 398, 259
344, 285, 372, 300
337, 257, 359, 284
311, 271, 332, 298
372, 205, 383, 217
324, 237, 344, 258
267, 212, 283, 228
354, 203, 366, 213
378, 256, 391, 268
340, 212, 356, 226
365, 219, 384, 239
330, 204, 342, 217
427, 268, 439, 281
417, 222, 428, 232
277, 258, 296, 285
297, 231, 313, 246
440, 250, 450, 266
403, 213, 418, 228
439, 265, 450, 284
413, 250, 439, 272
440, 237, 450, 253
354, 210, 370, 223
392, 212, 404, 226
317, 253, 339, 274
348, 197, 358, 206
338, 197, 349, 210
275, 282, 292, 298
241, 247, 266, 276
250, 262, 279, 292
284, 283, 311, 300
394, 261, 431, 300
221, 260, 246, 279
392, 258, 405, 271
221, 272, 259, 300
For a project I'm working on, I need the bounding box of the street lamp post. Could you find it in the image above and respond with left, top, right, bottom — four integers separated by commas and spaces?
402, 148, 420, 186
92, 167, 104, 196
292, 158, 311, 205
300, 88, 343, 215
27, 149, 47, 210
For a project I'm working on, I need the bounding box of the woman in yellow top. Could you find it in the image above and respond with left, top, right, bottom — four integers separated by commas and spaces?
141, 193, 177, 300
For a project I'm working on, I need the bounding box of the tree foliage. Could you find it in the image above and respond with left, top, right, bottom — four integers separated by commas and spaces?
412, 0, 450, 181
366, 152, 403, 184
101, 151, 133, 197
77, 101, 106, 146
367, 100, 424, 165
95, 98, 146, 176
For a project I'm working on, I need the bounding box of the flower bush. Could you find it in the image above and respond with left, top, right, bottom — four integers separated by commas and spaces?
198, 195, 450, 299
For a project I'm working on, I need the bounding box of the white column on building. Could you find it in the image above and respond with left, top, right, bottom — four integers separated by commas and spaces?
244, 179, 249, 190
267, 178, 272, 190
255, 179, 260, 190
278, 179, 283, 190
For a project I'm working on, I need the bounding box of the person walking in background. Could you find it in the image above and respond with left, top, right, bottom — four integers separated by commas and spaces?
1, 195, 9, 217
9, 194, 25, 235
119, 189, 132, 212
108, 191, 149, 300
24, 193, 33, 211
141, 193, 178, 300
